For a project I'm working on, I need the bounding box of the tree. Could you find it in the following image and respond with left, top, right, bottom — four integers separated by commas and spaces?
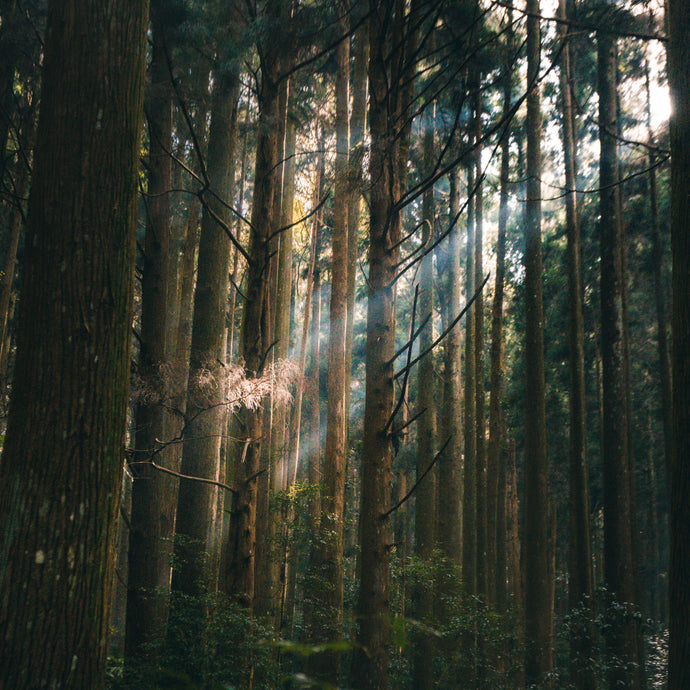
523, 0, 552, 680
126, 0, 177, 664
667, 0, 690, 683
557, 2, 594, 686
597, 26, 640, 688
0, 0, 148, 685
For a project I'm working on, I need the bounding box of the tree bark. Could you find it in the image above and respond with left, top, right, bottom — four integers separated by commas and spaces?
0, 1, 147, 686
438, 164, 463, 569
171, 62, 240, 600
667, 0, 690, 683
463, 161, 477, 597
487, 14, 512, 610
597, 28, 640, 689
224, 9, 282, 604
523, 0, 552, 680
557, 2, 595, 686
412, 102, 437, 690
309, 14, 350, 680
126, 2, 176, 663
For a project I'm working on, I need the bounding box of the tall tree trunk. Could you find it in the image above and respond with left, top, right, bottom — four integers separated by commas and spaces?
346, 21, 368, 435
523, 0, 552, 680
643, 44, 672, 487
309, 14, 350, 681
666, 0, 690, 682
473, 86, 487, 601
597, 28, 640, 689
170, 61, 240, 602
224, 14, 282, 605
355, 1, 406, 684
557, 2, 595, 686
126, 3, 176, 664
487, 13, 512, 611
412, 102, 437, 690
463, 161, 477, 597
438, 164, 463, 569
0, 0, 147, 685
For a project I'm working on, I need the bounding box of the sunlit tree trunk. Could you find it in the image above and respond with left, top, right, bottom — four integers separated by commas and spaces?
310, 12, 350, 681
523, 0, 552, 680
0, 0, 147, 685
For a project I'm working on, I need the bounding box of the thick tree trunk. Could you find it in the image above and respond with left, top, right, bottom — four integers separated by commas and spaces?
224, 21, 281, 604
597, 29, 640, 689
355, 2, 404, 685
0, 1, 147, 686
126, 3, 176, 663
171, 65, 240, 600
523, 0, 552, 680
666, 0, 690, 683
557, 2, 594, 686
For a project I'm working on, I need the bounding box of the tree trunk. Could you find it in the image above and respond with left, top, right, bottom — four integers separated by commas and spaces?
438, 164, 463, 569
224, 17, 282, 604
473, 86, 487, 601
0, 1, 147, 686
666, 0, 690, 682
463, 161, 477, 597
309, 15, 350, 681
171, 63, 240, 601
412, 102, 437, 690
597, 28, 640, 689
126, 3, 176, 664
487, 14, 512, 611
523, 0, 552, 680
355, 2, 405, 684
346, 21, 368, 435
557, 2, 595, 686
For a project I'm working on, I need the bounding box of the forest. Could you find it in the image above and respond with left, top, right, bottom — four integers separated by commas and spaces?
0, 0, 689, 688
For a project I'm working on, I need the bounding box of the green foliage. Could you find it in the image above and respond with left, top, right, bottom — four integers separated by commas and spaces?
108, 593, 277, 690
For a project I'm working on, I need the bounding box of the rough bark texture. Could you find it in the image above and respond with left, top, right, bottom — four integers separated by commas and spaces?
0, 1, 147, 686
597, 29, 640, 689
126, 2, 176, 662
523, 0, 552, 680
667, 0, 690, 683
558, 2, 594, 685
